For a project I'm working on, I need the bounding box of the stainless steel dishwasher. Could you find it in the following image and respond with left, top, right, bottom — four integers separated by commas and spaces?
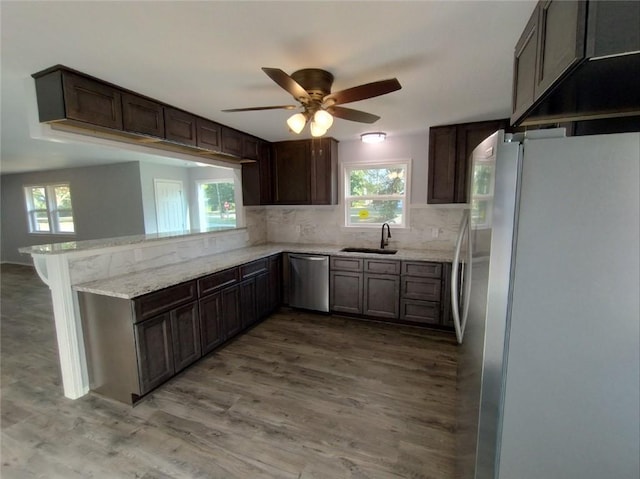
288, 253, 329, 312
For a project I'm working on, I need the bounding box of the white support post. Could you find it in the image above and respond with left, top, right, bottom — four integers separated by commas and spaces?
38, 254, 89, 399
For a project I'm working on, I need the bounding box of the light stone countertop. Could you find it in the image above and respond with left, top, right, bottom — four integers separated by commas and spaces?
18, 227, 241, 255
74, 243, 455, 300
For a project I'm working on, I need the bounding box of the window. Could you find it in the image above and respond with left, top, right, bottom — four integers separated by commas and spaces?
344, 161, 409, 227
470, 159, 495, 229
197, 180, 236, 229
24, 184, 75, 234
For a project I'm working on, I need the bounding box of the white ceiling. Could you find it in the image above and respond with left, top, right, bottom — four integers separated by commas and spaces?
0, 0, 536, 174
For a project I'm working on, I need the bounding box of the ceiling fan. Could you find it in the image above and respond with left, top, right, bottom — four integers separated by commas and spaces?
222, 67, 402, 137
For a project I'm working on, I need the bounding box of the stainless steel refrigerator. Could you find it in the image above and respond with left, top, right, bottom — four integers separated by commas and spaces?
452, 130, 640, 479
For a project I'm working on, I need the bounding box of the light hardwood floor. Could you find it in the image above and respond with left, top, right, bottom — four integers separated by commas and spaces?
1, 264, 458, 479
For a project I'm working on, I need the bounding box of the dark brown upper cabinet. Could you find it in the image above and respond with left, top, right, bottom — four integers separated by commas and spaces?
196, 117, 222, 151
122, 92, 164, 137
221, 127, 244, 157
534, 1, 587, 99
428, 119, 508, 204
512, 7, 540, 123
242, 136, 259, 161
272, 140, 312, 204
242, 140, 272, 206
512, 0, 640, 126
34, 68, 123, 129
164, 107, 197, 146
272, 138, 338, 205
32, 65, 268, 164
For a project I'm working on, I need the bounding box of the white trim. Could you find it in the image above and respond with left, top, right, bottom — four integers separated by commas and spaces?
39, 254, 89, 399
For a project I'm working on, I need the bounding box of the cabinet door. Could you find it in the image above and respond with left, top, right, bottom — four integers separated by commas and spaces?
221, 127, 243, 157
239, 278, 257, 329
310, 138, 337, 205
255, 271, 270, 320
268, 254, 282, 312
164, 107, 197, 146
243, 136, 259, 161
427, 125, 457, 204
455, 120, 508, 203
62, 71, 123, 129
196, 118, 222, 151
512, 5, 540, 123
122, 92, 164, 137
134, 313, 174, 395
330, 271, 363, 314
535, 0, 587, 99
363, 273, 399, 319
273, 140, 311, 204
221, 285, 241, 339
242, 140, 273, 206
198, 293, 224, 354
170, 302, 201, 373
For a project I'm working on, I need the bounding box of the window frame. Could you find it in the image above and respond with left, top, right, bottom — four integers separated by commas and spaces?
23, 183, 75, 235
342, 159, 411, 229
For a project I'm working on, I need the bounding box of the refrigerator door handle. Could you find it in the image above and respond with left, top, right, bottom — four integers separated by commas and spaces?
452, 209, 471, 344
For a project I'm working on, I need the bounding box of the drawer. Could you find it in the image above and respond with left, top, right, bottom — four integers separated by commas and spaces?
364, 258, 400, 275
198, 267, 239, 296
134, 281, 197, 321
400, 299, 441, 325
401, 261, 443, 278
401, 276, 441, 301
240, 259, 268, 279
330, 256, 363, 272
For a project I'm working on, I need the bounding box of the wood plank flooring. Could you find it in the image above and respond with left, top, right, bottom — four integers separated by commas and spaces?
1, 263, 458, 478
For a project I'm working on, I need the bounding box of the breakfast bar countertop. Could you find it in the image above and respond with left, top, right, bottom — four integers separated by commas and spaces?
73, 243, 455, 300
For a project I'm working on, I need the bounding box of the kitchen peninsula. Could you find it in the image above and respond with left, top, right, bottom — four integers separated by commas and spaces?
20, 228, 455, 403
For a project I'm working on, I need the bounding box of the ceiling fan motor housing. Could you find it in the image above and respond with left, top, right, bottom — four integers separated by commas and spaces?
291, 69, 334, 102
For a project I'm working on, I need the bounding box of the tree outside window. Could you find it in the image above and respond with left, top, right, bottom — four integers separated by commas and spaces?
197, 180, 236, 229
345, 162, 409, 227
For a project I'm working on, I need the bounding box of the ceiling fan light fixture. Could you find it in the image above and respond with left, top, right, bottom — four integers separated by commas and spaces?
313, 109, 333, 130
287, 112, 307, 134
309, 121, 327, 137
361, 132, 387, 143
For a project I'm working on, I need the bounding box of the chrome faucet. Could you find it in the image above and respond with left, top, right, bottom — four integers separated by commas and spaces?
380, 222, 392, 249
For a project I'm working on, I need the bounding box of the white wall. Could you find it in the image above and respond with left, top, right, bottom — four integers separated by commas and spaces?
1, 161, 146, 264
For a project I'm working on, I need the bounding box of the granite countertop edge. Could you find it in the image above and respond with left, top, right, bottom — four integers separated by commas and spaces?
73, 243, 455, 300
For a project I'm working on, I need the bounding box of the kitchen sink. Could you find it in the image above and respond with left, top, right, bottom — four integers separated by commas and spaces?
341, 247, 398, 255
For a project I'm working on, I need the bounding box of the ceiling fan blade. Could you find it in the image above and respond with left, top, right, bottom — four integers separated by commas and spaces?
262, 67, 310, 102
324, 78, 401, 106
328, 106, 380, 124
222, 105, 298, 112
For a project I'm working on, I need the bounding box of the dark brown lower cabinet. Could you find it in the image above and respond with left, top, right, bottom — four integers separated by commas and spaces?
199, 285, 240, 354
268, 254, 282, 311
134, 313, 174, 395
330, 270, 363, 314
255, 271, 270, 319
170, 302, 201, 373
400, 299, 440, 325
134, 300, 201, 396
239, 278, 257, 329
79, 254, 283, 405
363, 273, 400, 319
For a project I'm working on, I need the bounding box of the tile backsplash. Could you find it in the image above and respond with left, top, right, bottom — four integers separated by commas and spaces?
246, 205, 464, 252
